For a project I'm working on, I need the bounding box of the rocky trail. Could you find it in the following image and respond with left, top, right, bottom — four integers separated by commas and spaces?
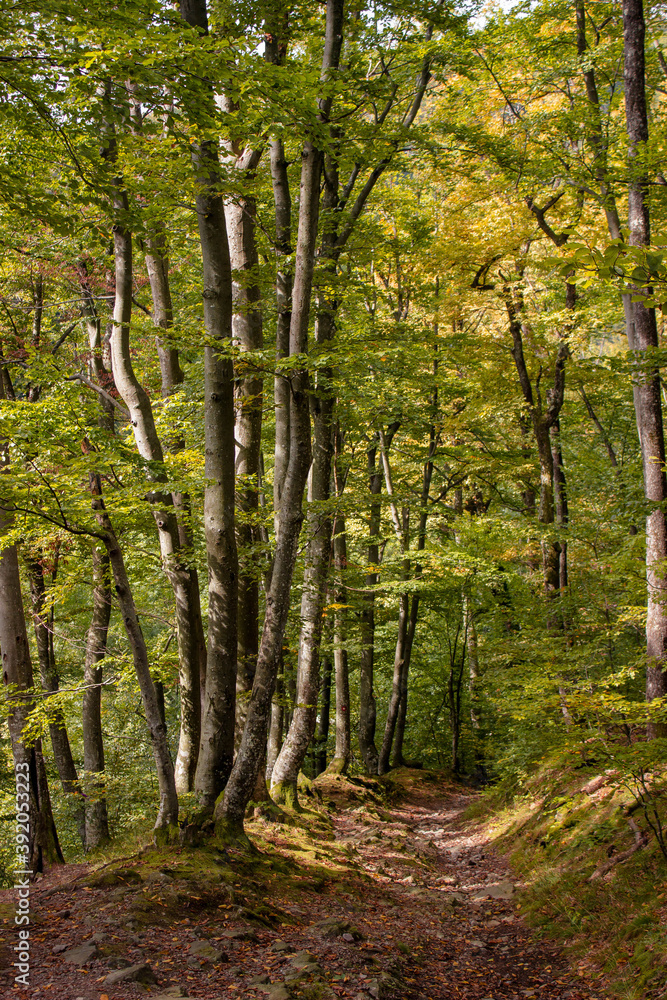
0, 770, 610, 1000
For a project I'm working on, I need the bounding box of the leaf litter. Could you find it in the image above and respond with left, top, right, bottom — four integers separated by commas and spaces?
0, 769, 608, 1000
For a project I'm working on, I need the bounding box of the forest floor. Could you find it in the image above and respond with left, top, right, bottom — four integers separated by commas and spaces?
0, 768, 611, 1000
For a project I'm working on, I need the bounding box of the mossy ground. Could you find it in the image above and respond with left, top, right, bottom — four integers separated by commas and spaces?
465, 759, 667, 999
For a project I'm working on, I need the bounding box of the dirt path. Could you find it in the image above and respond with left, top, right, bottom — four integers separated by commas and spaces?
331, 777, 607, 1000
0, 770, 609, 1000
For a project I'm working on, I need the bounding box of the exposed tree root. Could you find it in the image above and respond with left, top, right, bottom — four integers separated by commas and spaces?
588, 817, 649, 881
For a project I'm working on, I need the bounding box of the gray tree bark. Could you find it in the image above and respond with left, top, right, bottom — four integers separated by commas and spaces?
218, 0, 346, 832
359, 443, 382, 774
27, 555, 86, 846
86, 463, 179, 838
377, 426, 411, 774
503, 287, 566, 597
224, 145, 264, 749
0, 373, 63, 871
270, 303, 335, 803
622, 0, 667, 734
316, 645, 332, 775
82, 544, 112, 849
265, 664, 284, 783
329, 518, 351, 773
180, 0, 239, 809
0, 537, 63, 872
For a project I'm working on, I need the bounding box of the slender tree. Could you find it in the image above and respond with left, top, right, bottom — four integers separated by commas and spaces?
622, 0, 667, 734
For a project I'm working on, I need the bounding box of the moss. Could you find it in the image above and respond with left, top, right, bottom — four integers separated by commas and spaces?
325, 757, 349, 776
482, 756, 667, 999
86, 866, 143, 888
272, 779, 301, 811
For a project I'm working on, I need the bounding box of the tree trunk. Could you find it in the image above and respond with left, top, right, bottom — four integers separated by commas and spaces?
271, 135, 292, 536
26, 556, 86, 846
86, 465, 178, 838
225, 172, 263, 750
467, 604, 480, 730
316, 649, 332, 775
265, 661, 284, 783
270, 143, 343, 805
180, 0, 239, 808
270, 313, 335, 804
0, 532, 62, 870
82, 545, 112, 849
623, 0, 667, 733
379, 583, 409, 775
391, 405, 435, 769
392, 593, 419, 768
144, 227, 207, 775
504, 288, 565, 596
550, 420, 568, 594
144, 225, 185, 394
218, 0, 345, 833
378, 425, 412, 775
359, 445, 382, 774
329, 518, 351, 773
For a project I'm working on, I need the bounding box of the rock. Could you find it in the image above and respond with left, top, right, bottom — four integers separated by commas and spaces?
290, 951, 319, 969
285, 965, 323, 981
270, 939, 293, 953
103, 962, 158, 987
315, 918, 351, 939
52, 944, 68, 954
249, 974, 271, 984
63, 943, 99, 966
106, 957, 132, 970
188, 940, 226, 963
368, 974, 401, 999
342, 932, 358, 943
472, 881, 514, 900
265, 987, 291, 1000
222, 928, 259, 943
150, 990, 188, 999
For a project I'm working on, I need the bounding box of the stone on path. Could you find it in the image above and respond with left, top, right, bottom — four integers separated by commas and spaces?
472, 880, 514, 900
222, 928, 259, 942
188, 940, 226, 962
260, 986, 291, 1000
270, 939, 293, 953
103, 962, 158, 986
290, 951, 319, 969
63, 943, 98, 966
314, 917, 351, 939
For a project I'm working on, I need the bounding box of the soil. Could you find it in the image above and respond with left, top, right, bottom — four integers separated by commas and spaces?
0, 769, 610, 1000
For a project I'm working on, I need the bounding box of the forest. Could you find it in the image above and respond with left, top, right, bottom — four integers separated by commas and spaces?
1, 0, 667, 998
